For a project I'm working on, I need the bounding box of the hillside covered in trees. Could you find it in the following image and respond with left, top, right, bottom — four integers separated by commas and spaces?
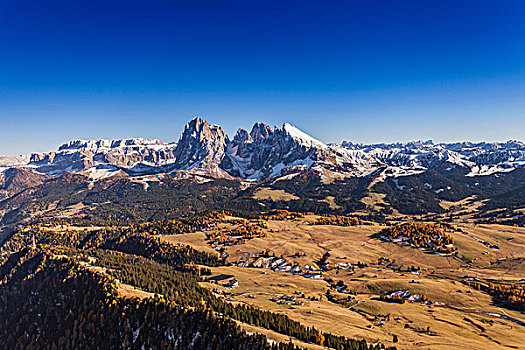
0, 249, 296, 350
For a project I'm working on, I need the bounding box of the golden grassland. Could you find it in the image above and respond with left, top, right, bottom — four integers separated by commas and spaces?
320, 196, 341, 210
160, 215, 525, 349
438, 196, 482, 211
236, 320, 327, 350
360, 192, 392, 211
253, 187, 300, 201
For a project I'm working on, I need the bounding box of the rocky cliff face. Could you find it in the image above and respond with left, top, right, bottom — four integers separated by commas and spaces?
29, 138, 177, 175
172, 117, 231, 177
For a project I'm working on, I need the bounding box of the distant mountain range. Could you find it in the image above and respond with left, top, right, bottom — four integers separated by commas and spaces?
0, 117, 524, 224
3, 117, 523, 182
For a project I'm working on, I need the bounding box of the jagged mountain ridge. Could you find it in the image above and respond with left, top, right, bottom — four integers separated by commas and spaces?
223, 122, 328, 179
3, 117, 524, 182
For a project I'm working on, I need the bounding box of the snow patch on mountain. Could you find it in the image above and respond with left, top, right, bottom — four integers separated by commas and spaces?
0, 155, 30, 167
271, 172, 301, 184
0, 167, 7, 189
340, 139, 524, 178
466, 163, 522, 177
83, 165, 123, 180
282, 123, 326, 149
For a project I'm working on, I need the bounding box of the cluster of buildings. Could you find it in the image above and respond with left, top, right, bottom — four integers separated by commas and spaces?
333, 282, 353, 294
230, 251, 361, 281
234, 255, 330, 279
236, 255, 304, 274
384, 289, 430, 303
225, 278, 239, 288
270, 294, 305, 306
379, 233, 456, 255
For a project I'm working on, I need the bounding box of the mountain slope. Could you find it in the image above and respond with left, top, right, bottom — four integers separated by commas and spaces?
0, 167, 50, 201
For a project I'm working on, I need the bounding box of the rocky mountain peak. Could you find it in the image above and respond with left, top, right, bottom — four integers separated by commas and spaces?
233, 128, 253, 144
173, 117, 230, 175
250, 122, 273, 144
222, 122, 327, 179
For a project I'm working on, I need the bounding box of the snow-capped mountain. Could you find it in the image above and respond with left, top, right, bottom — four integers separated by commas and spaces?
0, 155, 30, 168
340, 139, 525, 177
222, 122, 327, 179
5, 117, 523, 182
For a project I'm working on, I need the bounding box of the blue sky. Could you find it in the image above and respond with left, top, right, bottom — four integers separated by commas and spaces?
1, 0, 524, 155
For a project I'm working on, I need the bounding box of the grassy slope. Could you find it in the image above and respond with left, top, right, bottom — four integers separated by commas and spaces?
160, 216, 525, 350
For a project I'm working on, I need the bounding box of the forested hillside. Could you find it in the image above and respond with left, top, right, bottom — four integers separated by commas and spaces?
0, 221, 395, 350
0, 249, 292, 350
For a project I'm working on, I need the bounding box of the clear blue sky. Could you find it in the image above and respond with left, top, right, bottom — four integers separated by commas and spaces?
1, 0, 524, 155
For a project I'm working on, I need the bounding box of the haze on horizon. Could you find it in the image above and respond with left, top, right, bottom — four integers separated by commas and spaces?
1, 0, 524, 156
